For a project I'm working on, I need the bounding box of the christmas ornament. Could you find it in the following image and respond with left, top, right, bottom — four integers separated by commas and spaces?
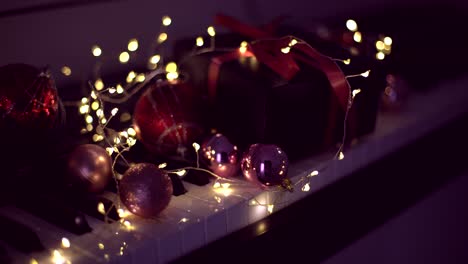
66, 144, 112, 193
119, 163, 173, 218
0, 63, 59, 129
201, 133, 239, 178
133, 79, 203, 158
241, 144, 292, 190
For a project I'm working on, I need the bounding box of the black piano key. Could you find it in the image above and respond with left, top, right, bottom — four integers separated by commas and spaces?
71, 195, 120, 222
15, 195, 92, 235
0, 214, 45, 253
182, 169, 211, 186
169, 174, 188, 196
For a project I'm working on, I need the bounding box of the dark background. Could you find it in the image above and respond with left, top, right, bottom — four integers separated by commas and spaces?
2, 0, 468, 263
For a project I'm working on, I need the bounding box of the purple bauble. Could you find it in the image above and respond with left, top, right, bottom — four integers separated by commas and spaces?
201, 134, 239, 178
241, 144, 289, 187
119, 163, 173, 218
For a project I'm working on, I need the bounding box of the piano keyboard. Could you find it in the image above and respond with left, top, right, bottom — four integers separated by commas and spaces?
1, 76, 468, 264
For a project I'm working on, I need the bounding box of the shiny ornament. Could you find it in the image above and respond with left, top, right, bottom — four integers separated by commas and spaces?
201, 133, 239, 178
66, 144, 112, 193
241, 144, 292, 190
0, 64, 59, 129
119, 163, 173, 218
133, 79, 203, 158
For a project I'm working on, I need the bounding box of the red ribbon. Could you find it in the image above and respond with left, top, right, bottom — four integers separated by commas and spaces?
208, 14, 357, 147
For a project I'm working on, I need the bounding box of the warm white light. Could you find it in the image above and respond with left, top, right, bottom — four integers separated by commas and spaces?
339, 152, 345, 160
196, 37, 204, 47
165, 62, 177, 73
353, 31, 362, 43
375, 40, 385, 51
81, 97, 88, 104
91, 91, 97, 99
127, 38, 138, 52
302, 183, 310, 192
96, 109, 103, 117
162, 16, 172, 26
85, 115, 93, 124
221, 183, 230, 189
111, 108, 119, 116
61, 66, 71, 76
126, 71, 136, 83
92, 45, 102, 57
310, 170, 319, 177
352, 88, 362, 98
384, 36, 393, 46
343, 58, 351, 65
52, 250, 67, 264
175, 169, 187, 177
249, 200, 257, 205
207, 26, 216, 37
179, 218, 189, 223
116, 84, 124, 94
79, 105, 89, 114
127, 127, 136, 136
108, 87, 116, 94
289, 39, 298, 46
119, 52, 130, 63
106, 147, 114, 155
158, 33, 168, 43
117, 209, 131, 218
150, 55, 161, 64
136, 74, 145, 82
281, 47, 291, 54
346, 19, 358, 32
376, 52, 385, 60
98, 243, 105, 250
361, 70, 371, 77
94, 79, 104, 91
213, 182, 221, 188
91, 101, 99, 111
166, 72, 179, 81
267, 204, 274, 214
97, 202, 105, 215
30, 259, 39, 264
123, 220, 131, 228
158, 163, 167, 169
192, 142, 200, 151
86, 124, 93, 132
61, 237, 71, 248
101, 118, 107, 124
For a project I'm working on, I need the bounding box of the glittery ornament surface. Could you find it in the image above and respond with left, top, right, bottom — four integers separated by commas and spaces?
119, 163, 173, 218
0, 64, 59, 129
133, 80, 203, 158
241, 144, 289, 187
201, 133, 239, 178
66, 144, 113, 193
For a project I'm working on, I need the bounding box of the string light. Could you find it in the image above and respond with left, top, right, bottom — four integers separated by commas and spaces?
98, 243, 105, 250
108, 87, 116, 94
346, 19, 358, 32
158, 163, 167, 169
126, 71, 136, 83
158, 33, 168, 43
91, 91, 97, 99
61, 237, 71, 248
175, 169, 187, 177
179, 218, 189, 223
361, 70, 371, 77
94, 78, 104, 91
353, 31, 362, 43
85, 115, 93, 124
289, 38, 298, 47
79, 105, 89, 114
91, 101, 99, 110
196, 36, 204, 47
162, 16, 172, 26
116, 84, 124, 94
166, 72, 179, 80
376, 52, 385, 60
383, 36, 393, 46
61, 66, 71, 76
352, 88, 361, 98
92, 45, 102, 57
375, 40, 385, 50
127, 127, 136, 136
309, 170, 319, 177
343, 58, 351, 65
267, 204, 274, 214
192, 142, 200, 152
97, 202, 105, 215
239, 41, 248, 54
302, 183, 310, 192
111, 108, 119, 116
339, 152, 345, 160
136, 73, 145, 82
51, 250, 68, 264
30, 259, 38, 264
119, 51, 130, 63
207, 26, 216, 37
165, 62, 177, 73
150, 55, 161, 64
281, 46, 291, 54
127, 38, 138, 52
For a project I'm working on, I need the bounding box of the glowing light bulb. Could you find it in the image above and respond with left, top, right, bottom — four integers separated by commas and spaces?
352, 88, 362, 98
353, 31, 362, 43
339, 152, 345, 160
94, 78, 104, 91
250, 200, 257, 205
346, 19, 358, 31
92, 45, 102, 57
136, 74, 145, 82
207, 26, 216, 37
119, 51, 130, 63
289, 39, 298, 46
343, 58, 351, 65
150, 54, 160, 64
97, 202, 105, 215
158, 163, 167, 169
179, 218, 189, 223
79, 105, 89, 114
126, 71, 136, 83
310, 170, 319, 177
91, 91, 97, 99
86, 124, 93, 131
375, 40, 385, 50
166, 72, 179, 81
376, 52, 385, 60
111, 108, 119, 116
267, 204, 274, 214
175, 169, 187, 177
106, 147, 114, 155
116, 84, 124, 94
81, 97, 88, 104
30, 259, 39, 264
302, 183, 310, 192
52, 250, 66, 264
196, 36, 204, 47
162, 16, 172, 26
123, 220, 131, 228
61, 66, 71, 76
127, 127, 136, 136
158, 33, 168, 43
61, 237, 71, 248
192, 142, 200, 151
239, 41, 248, 54
100, 118, 107, 124
91, 101, 99, 110
127, 38, 138, 52
361, 70, 371, 78
281, 47, 291, 54
85, 115, 93, 124
98, 243, 105, 250
384, 36, 393, 46
108, 87, 116, 94
213, 182, 221, 188
165, 62, 177, 73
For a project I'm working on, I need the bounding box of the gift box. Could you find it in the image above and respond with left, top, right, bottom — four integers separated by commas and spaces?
177, 16, 385, 160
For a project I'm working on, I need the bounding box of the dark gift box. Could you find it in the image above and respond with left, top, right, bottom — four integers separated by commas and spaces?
179, 35, 378, 160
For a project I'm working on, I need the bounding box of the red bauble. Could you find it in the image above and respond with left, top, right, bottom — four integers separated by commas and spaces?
119, 163, 173, 218
66, 144, 113, 193
0, 64, 59, 129
133, 80, 203, 158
